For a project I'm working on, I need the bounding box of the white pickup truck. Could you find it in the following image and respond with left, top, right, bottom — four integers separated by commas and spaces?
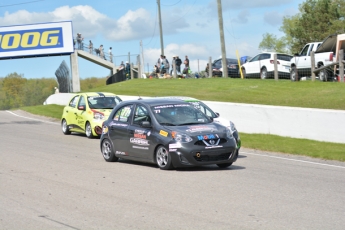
289, 36, 336, 81
290, 33, 345, 81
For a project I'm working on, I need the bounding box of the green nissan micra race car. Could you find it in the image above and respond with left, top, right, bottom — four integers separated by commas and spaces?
61, 92, 122, 138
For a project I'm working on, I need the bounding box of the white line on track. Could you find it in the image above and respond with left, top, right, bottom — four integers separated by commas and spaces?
6, 110, 59, 125
242, 151, 345, 169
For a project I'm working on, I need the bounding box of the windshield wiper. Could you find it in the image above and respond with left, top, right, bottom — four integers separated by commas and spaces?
178, 122, 200, 126
159, 122, 176, 126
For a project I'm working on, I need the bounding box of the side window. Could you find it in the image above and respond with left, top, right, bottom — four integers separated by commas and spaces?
112, 104, 133, 123
250, 54, 260, 62
78, 95, 86, 109
215, 60, 222, 68
259, 53, 270, 60
300, 45, 310, 56
69, 95, 80, 108
133, 105, 151, 126
115, 96, 122, 105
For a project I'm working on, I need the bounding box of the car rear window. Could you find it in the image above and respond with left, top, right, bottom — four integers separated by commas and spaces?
277, 54, 293, 61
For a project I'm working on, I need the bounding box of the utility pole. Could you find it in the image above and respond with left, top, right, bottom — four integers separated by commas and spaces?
217, 0, 228, 78
157, 0, 164, 55
140, 40, 145, 75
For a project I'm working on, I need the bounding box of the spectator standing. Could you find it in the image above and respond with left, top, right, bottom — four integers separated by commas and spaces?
183, 55, 190, 74
170, 56, 176, 75
175, 55, 182, 74
125, 61, 131, 79
76, 33, 83, 50
109, 47, 113, 63
54, 87, 59, 94
99, 45, 105, 59
88, 40, 93, 54
163, 56, 169, 74
157, 55, 164, 74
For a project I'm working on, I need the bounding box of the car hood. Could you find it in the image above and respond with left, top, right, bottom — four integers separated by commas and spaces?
164, 123, 227, 135
213, 117, 230, 128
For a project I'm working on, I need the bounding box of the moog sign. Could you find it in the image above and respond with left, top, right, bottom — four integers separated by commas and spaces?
0, 21, 74, 59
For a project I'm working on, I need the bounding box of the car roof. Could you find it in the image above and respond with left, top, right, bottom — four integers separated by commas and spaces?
122, 98, 192, 106
80, 92, 117, 96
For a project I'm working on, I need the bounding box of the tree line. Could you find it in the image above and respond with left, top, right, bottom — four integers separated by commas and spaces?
259, 0, 345, 54
0, 72, 108, 110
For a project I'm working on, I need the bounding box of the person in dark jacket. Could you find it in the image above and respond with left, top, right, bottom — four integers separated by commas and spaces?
175, 56, 182, 74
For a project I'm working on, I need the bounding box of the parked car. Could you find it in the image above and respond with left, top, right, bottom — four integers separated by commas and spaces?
61, 92, 122, 138
156, 96, 241, 152
241, 52, 292, 79
290, 33, 345, 81
211, 58, 240, 78
100, 98, 238, 170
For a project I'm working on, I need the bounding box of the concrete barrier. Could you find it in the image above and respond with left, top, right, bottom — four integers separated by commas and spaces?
45, 94, 345, 144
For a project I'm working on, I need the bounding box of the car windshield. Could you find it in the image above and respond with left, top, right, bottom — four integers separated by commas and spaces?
152, 103, 211, 126
187, 101, 218, 118
88, 96, 118, 109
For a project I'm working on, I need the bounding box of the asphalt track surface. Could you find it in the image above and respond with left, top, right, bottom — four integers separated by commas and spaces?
1, 110, 345, 230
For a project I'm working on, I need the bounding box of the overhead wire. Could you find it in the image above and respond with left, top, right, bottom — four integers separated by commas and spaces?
162, 0, 197, 25
143, 2, 159, 46
0, 0, 44, 8
161, 0, 182, 7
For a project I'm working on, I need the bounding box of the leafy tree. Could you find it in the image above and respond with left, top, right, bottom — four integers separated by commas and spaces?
259, 33, 288, 53
1, 73, 27, 109
259, 0, 345, 54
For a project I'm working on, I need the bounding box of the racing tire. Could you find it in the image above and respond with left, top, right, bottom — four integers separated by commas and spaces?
260, 67, 268, 79
217, 163, 233, 168
155, 145, 174, 170
85, 122, 93, 138
290, 66, 298, 81
101, 139, 118, 162
61, 119, 71, 135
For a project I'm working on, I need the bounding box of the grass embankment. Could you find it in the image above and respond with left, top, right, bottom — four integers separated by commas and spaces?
20, 78, 345, 161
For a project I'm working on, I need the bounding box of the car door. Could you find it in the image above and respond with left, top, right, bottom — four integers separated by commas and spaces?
108, 104, 134, 156
258, 53, 271, 72
127, 104, 155, 160
245, 54, 261, 75
64, 95, 80, 129
294, 44, 312, 70
74, 95, 87, 131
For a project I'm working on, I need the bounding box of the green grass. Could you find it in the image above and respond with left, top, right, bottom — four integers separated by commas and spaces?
18, 78, 345, 162
91, 78, 345, 110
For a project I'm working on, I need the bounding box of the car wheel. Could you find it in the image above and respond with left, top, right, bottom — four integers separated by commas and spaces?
85, 122, 93, 138
217, 163, 232, 168
155, 145, 174, 170
242, 68, 246, 79
318, 67, 328, 82
101, 139, 118, 162
260, 67, 267, 79
61, 119, 71, 135
290, 66, 297, 81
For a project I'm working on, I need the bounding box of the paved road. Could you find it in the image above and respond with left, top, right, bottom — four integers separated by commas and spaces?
1, 110, 345, 230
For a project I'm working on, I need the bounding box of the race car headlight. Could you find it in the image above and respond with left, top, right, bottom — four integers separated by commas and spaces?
172, 131, 192, 143
229, 121, 237, 134
226, 128, 233, 138
93, 112, 104, 120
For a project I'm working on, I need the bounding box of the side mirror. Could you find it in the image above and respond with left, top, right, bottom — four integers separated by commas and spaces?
78, 105, 85, 110
215, 112, 220, 118
141, 121, 151, 128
